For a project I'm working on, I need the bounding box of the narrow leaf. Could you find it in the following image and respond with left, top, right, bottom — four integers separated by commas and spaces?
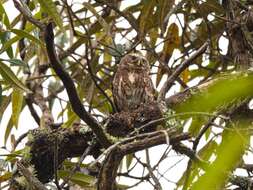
4, 118, 13, 146
0, 23, 35, 55
126, 154, 134, 170
0, 58, 27, 67
0, 31, 13, 58
0, 35, 20, 55
0, 61, 31, 93
10, 29, 44, 47
0, 3, 10, 28
0, 95, 11, 123
58, 170, 95, 186
12, 88, 24, 128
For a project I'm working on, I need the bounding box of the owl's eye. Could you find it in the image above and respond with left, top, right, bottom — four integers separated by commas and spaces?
130, 56, 138, 62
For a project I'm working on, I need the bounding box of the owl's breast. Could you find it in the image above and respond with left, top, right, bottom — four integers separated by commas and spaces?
128, 72, 136, 84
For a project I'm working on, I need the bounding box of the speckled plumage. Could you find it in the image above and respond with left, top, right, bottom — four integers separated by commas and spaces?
113, 53, 154, 112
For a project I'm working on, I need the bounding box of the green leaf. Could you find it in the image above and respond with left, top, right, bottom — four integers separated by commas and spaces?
10, 29, 44, 47
0, 95, 11, 123
58, 170, 95, 187
0, 25, 37, 56
126, 154, 134, 170
188, 116, 206, 136
11, 88, 24, 128
62, 160, 88, 169
176, 141, 218, 189
0, 61, 31, 93
171, 73, 253, 136
175, 73, 253, 114
0, 31, 13, 58
0, 58, 27, 67
5, 149, 24, 162
4, 118, 13, 146
37, 0, 63, 29
0, 3, 10, 29
191, 125, 249, 190
198, 141, 218, 161
0, 35, 20, 56
0, 22, 36, 56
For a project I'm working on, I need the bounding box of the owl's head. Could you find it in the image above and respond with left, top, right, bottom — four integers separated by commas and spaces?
119, 52, 149, 69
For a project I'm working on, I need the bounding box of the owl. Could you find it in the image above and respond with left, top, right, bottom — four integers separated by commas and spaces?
113, 52, 155, 112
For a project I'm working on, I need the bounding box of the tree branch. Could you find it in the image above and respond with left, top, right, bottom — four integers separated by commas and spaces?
13, 0, 45, 30
158, 41, 209, 101
43, 23, 111, 147
97, 130, 190, 190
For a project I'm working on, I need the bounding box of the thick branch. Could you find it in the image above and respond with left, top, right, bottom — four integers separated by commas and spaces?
44, 23, 111, 147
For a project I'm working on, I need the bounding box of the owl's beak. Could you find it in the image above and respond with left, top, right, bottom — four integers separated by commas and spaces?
137, 59, 142, 66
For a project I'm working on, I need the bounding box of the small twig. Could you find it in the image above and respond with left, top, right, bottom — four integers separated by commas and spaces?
25, 97, 41, 126
13, 0, 45, 30
193, 117, 217, 151
12, 132, 28, 151
163, 0, 185, 30
145, 149, 163, 190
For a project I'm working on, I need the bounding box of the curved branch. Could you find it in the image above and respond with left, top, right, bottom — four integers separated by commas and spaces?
13, 0, 45, 30
44, 23, 111, 147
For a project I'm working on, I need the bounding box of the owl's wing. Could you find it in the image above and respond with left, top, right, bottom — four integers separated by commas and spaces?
143, 72, 155, 102
129, 72, 154, 107
112, 71, 131, 111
